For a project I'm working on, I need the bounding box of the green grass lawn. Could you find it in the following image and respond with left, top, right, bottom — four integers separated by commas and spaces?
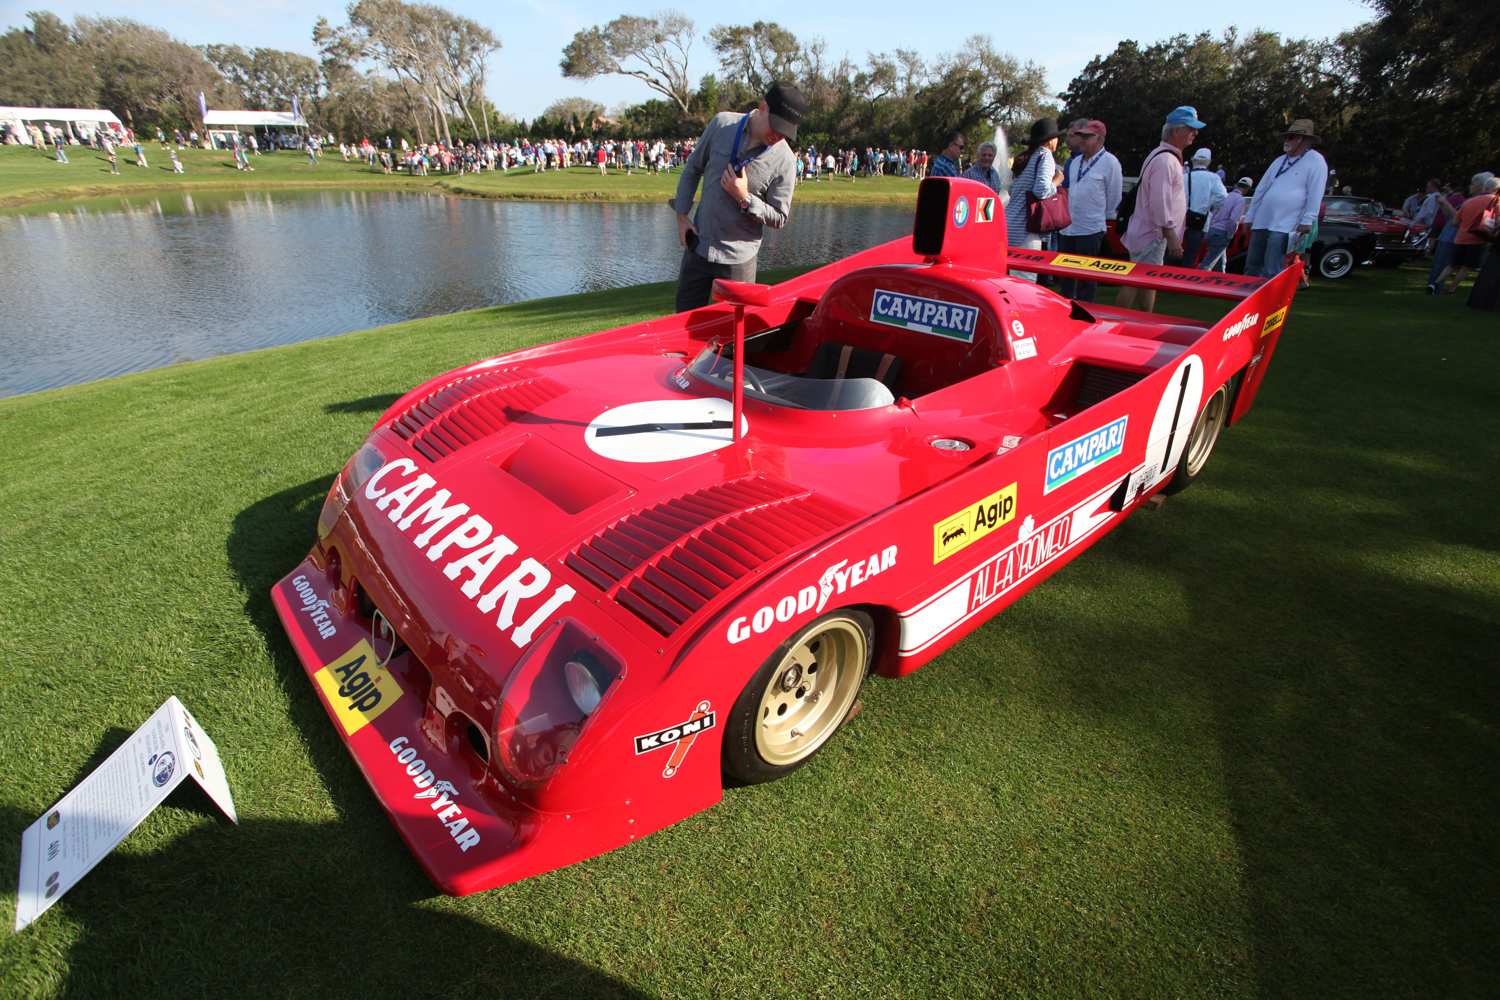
0, 142, 918, 210
0, 263, 1495, 999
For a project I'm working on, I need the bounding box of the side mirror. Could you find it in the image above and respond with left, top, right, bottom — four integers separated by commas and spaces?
712, 280, 773, 308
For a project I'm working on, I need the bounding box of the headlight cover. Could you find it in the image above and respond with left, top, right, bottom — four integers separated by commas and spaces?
320, 442, 386, 539
493, 620, 623, 788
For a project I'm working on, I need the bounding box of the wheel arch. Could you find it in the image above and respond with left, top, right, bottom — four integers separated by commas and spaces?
857, 602, 905, 680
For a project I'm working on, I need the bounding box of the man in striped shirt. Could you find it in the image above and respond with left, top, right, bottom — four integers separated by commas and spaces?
931, 132, 964, 177
961, 141, 1002, 193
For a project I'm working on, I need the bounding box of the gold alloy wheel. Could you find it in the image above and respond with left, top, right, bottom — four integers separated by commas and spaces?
754, 616, 867, 767
1182, 385, 1230, 478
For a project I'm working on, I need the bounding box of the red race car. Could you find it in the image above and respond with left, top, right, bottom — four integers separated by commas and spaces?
273, 178, 1301, 895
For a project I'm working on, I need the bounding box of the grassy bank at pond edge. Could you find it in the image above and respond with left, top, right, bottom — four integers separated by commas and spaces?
0, 263, 1495, 999
0, 143, 918, 209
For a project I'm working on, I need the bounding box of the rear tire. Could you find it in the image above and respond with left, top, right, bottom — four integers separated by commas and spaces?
1161, 383, 1230, 495
722, 609, 873, 785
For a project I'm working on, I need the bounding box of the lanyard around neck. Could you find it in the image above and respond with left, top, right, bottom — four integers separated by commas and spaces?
731, 115, 768, 172
1274, 153, 1306, 179
1075, 150, 1102, 184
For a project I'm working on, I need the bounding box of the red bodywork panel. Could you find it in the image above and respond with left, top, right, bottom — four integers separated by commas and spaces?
273, 178, 1302, 894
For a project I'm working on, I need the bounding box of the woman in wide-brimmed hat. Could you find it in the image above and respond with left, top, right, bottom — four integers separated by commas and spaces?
1004, 118, 1065, 278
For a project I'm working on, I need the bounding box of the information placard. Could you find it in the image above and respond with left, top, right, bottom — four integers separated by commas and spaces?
14, 697, 237, 932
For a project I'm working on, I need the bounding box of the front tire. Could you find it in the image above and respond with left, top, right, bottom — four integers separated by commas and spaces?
1317, 245, 1355, 279
722, 609, 873, 784
1162, 383, 1230, 495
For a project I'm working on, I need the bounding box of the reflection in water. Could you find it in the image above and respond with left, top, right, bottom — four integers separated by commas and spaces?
0, 190, 916, 397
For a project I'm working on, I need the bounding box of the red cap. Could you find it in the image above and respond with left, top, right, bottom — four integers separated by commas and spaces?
1077, 120, 1107, 137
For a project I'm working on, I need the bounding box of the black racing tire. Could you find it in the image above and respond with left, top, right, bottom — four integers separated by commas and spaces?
1161, 383, 1231, 495
1317, 245, 1356, 279
722, 608, 874, 785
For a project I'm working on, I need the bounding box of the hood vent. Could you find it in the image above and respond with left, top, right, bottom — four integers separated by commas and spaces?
566, 476, 855, 636
391, 368, 569, 462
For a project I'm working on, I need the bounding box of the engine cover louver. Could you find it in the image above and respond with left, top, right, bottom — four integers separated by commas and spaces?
390, 368, 569, 462
566, 476, 856, 637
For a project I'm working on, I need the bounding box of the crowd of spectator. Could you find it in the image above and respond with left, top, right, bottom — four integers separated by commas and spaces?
985, 107, 1496, 305
312, 134, 944, 186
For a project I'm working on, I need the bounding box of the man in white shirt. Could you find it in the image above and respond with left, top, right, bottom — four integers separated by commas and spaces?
1182, 147, 1227, 267
1241, 119, 1329, 278
1412, 179, 1444, 226
1055, 119, 1122, 302
1399, 187, 1424, 220
1200, 177, 1252, 271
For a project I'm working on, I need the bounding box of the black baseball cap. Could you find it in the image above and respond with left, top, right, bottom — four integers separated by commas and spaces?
765, 81, 807, 141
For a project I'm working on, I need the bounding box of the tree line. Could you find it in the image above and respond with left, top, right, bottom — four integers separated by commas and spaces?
559, 14, 1055, 154
2, 0, 1492, 203
1058, 0, 1496, 205
0, 3, 506, 146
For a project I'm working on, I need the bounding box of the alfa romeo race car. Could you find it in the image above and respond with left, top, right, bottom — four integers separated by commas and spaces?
272, 177, 1301, 895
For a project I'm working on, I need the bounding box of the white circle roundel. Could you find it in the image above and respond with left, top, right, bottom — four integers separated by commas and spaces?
1144, 354, 1204, 478
585, 398, 748, 464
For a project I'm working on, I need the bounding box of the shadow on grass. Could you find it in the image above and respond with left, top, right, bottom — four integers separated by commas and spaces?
6, 801, 646, 999
979, 291, 1500, 996
211, 478, 650, 998
224, 475, 365, 813
325, 393, 403, 414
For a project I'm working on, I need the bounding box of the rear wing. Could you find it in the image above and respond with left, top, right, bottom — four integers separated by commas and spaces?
1005, 248, 1268, 301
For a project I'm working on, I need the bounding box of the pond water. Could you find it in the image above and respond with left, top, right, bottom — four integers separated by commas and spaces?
0, 190, 917, 398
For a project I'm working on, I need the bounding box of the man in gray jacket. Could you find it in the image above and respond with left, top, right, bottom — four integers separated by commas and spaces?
671, 82, 805, 311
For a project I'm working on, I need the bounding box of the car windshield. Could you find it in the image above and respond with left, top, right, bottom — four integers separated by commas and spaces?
687, 341, 895, 412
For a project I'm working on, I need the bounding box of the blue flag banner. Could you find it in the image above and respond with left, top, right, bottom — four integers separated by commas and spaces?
198, 91, 207, 120
292, 95, 300, 119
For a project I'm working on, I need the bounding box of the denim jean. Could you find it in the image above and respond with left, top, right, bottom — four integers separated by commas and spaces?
1428, 240, 1458, 286
1243, 229, 1291, 278
1055, 232, 1106, 301
1182, 227, 1207, 268
1199, 231, 1233, 271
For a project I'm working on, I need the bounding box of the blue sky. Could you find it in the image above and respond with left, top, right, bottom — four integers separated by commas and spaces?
2, 0, 1375, 119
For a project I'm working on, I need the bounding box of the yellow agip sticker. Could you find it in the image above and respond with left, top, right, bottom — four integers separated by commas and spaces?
1053, 254, 1136, 275
313, 639, 404, 736
1261, 306, 1288, 338
933, 483, 1018, 563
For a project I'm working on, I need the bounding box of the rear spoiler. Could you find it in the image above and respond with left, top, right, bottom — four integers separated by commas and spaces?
1005, 248, 1268, 301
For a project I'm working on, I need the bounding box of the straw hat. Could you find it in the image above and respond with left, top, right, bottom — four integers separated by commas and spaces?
1277, 119, 1320, 142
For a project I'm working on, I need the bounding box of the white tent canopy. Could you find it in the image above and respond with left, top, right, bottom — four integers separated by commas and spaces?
1, 106, 125, 137
203, 110, 307, 129
0, 106, 125, 126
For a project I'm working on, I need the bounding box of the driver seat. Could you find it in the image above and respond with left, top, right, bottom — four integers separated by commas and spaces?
805, 343, 903, 390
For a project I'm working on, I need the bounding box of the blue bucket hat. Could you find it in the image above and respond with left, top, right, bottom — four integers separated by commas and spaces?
1166, 106, 1206, 129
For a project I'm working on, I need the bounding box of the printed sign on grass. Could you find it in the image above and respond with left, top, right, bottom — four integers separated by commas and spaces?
14, 697, 237, 932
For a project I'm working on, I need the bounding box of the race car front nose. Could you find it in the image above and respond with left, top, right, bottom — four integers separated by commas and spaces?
271, 560, 640, 894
